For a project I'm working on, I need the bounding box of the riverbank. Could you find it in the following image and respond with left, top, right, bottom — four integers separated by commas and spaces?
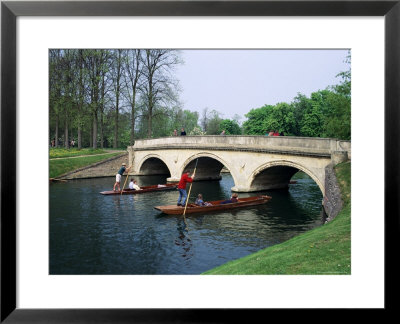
49, 148, 126, 179
203, 161, 351, 275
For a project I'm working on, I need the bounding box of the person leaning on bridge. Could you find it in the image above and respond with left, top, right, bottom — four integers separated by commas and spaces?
113, 163, 131, 192
180, 128, 186, 136
177, 170, 194, 206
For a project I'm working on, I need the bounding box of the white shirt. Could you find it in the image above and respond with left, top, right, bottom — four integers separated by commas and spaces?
129, 182, 140, 190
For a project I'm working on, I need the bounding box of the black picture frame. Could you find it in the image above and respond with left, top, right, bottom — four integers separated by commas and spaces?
1, 0, 398, 322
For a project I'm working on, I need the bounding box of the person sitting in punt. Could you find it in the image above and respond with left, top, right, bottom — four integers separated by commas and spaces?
220, 193, 239, 204
129, 179, 141, 190
195, 194, 212, 206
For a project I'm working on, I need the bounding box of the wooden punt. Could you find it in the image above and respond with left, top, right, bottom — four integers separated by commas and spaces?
154, 195, 272, 215
100, 183, 177, 195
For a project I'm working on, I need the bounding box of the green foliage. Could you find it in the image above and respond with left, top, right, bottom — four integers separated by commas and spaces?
322, 91, 351, 139
219, 119, 242, 135
205, 110, 223, 135
242, 105, 273, 135
266, 103, 297, 135
243, 84, 350, 140
189, 126, 206, 135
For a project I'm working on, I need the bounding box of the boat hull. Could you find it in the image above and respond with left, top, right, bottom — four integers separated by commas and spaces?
154, 195, 272, 215
100, 184, 177, 195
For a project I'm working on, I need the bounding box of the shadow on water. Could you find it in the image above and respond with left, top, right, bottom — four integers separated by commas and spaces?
50, 173, 324, 274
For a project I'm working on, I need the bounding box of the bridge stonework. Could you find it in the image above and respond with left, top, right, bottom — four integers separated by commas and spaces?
128, 136, 351, 198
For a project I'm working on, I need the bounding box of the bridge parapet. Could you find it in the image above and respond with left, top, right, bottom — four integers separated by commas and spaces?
131, 136, 350, 159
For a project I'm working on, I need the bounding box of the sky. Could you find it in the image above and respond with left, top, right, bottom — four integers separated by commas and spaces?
175, 49, 350, 122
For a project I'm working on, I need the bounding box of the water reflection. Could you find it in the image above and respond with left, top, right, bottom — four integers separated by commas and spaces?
174, 221, 193, 259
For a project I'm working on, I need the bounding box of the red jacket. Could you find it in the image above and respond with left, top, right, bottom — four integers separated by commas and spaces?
178, 173, 193, 189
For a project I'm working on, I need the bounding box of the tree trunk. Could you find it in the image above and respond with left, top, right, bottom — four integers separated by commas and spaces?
100, 76, 105, 149
147, 79, 153, 138
89, 123, 93, 147
100, 112, 104, 149
93, 111, 98, 149
78, 50, 83, 150
64, 110, 69, 148
147, 100, 152, 138
130, 100, 135, 145
55, 114, 59, 148
114, 103, 119, 148
78, 125, 82, 149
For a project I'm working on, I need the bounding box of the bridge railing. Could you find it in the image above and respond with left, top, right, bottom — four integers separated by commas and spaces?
132, 135, 350, 156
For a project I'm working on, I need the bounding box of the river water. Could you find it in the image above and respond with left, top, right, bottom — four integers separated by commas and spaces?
49, 173, 324, 274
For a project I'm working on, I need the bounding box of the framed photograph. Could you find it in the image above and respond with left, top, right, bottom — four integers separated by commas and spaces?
1, 0, 398, 321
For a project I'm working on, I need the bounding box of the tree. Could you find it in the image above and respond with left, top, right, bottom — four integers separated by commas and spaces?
219, 119, 242, 135
323, 51, 351, 139
299, 91, 326, 137
141, 49, 181, 138
122, 49, 143, 145
242, 105, 274, 135
266, 103, 297, 136
75, 49, 86, 149
323, 91, 351, 139
291, 94, 312, 136
83, 50, 109, 148
110, 49, 124, 148
205, 110, 223, 135
49, 49, 63, 147
200, 107, 209, 132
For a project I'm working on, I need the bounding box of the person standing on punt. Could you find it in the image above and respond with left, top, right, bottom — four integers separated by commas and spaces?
177, 170, 194, 206
113, 162, 131, 192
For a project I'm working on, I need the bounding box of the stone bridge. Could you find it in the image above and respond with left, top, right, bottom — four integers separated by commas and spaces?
128, 136, 350, 196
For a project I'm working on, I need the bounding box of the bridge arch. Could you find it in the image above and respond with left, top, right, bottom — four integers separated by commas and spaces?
181, 152, 238, 184
249, 160, 324, 194
137, 153, 171, 176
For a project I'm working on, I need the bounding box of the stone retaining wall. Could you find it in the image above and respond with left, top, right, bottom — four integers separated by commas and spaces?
323, 164, 344, 222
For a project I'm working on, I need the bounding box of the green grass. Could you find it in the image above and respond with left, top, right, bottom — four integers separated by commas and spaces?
203, 162, 351, 275
49, 148, 121, 159
49, 153, 121, 178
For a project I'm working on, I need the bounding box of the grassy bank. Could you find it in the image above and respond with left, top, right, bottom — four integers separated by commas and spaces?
50, 148, 123, 159
203, 161, 351, 275
49, 152, 122, 178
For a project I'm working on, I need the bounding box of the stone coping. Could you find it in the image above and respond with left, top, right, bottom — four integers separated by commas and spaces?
132, 145, 332, 158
